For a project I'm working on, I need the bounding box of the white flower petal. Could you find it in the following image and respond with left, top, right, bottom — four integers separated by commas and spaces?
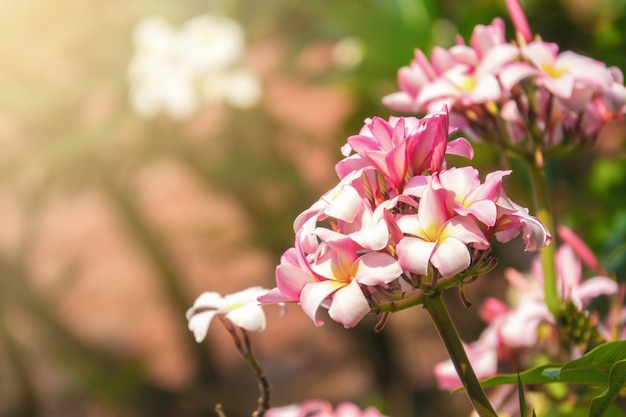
188, 310, 219, 343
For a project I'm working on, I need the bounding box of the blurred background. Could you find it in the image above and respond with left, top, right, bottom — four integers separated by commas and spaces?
0, 0, 625, 416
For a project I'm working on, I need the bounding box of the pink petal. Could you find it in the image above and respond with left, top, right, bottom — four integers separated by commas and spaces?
324, 185, 362, 223
275, 249, 314, 300
572, 277, 618, 310
381, 91, 419, 113
430, 237, 471, 277
445, 137, 474, 160
349, 219, 390, 251
500, 294, 553, 347
557, 225, 604, 274
556, 245, 582, 296
499, 61, 539, 90
456, 200, 497, 226
479, 298, 509, 323
440, 216, 489, 248
396, 237, 436, 275
300, 280, 344, 326
417, 185, 451, 239
354, 252, 402, 286
258, 287, 294, 305
468, 73, 503, 102
505, 0, 532, 42
328, 280, 371, 328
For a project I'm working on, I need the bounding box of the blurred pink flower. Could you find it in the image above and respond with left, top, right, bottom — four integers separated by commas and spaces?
505, 0, 532, 43
382, 18, 519, 114
434, 238, 618, 389
266, 400, 386, 417
384, 14, 626, 151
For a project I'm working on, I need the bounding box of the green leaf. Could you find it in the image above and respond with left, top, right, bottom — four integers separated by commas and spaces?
518, 373, 527, 417
472, 342, 626, 390
589, 359, 626, 417
462, 364, 564, 390
558, 341, 626, 387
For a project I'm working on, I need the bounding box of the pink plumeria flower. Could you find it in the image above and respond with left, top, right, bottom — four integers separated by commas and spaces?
300, 229, 402, 328
341, 116, 411, 188
383, 18, 519, 114
396, 180, 489, 278
266, 400, 386, 417
336, 111, 473, 188
520, 42, 616, 112
492, 190, 551, 251
186, 286, 269, 342
500, 244, 617, 348
261, 230, 402, 328
434, 166, 511, 227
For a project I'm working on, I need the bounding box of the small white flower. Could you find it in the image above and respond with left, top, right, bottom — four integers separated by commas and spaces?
127, 14, 262, 119
186, 286, 269, 342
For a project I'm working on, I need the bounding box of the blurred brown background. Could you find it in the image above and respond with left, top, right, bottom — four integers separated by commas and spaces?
0, 0, 624, 416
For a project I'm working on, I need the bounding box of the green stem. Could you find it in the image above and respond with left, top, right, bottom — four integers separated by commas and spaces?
423, 295, 498, 417
527, 148, 559, 317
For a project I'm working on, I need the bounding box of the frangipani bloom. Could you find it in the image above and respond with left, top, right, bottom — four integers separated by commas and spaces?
186, 286, 270, 342
263, 230, 402, 328
397, 181, 489, 278
335, 111, 474, 186
266, 400, 386, 417
263, 108, 549, 328
384, 7, 626, 151
383, 18, 518, 114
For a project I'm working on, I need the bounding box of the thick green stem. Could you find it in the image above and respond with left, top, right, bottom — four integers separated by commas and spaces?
527, 149, 559, 317
423, 295, 498, 417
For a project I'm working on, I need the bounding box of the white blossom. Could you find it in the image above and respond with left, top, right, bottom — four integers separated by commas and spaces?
186, 286, 269, 342
127, 14, 261, 119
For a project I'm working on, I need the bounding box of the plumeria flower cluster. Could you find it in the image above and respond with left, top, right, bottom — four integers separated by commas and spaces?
434, 226, 619, 391
382, 9, 626, 154
260, 108, 550, 328
127, 14, 262, 119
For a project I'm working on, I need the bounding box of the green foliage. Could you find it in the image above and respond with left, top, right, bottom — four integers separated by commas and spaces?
478, 342, 626, 416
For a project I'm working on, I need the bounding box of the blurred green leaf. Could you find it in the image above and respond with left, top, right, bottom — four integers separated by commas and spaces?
589, 360, 626, 417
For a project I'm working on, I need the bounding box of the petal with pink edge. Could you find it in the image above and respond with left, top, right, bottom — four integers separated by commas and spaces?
276, 259, 314, 301
446, 138, 474, 160
349, 219, 390, 251
300, 280, 344, 326
572, 277, 618, 310
328, 280, 371, 328
430, 237, 471, 278
397, 237, 436, 275
354, 252, 403, 286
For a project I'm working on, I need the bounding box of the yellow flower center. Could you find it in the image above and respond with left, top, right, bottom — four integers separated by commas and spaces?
459, 75, 477, 92
541, 62, 566, 79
